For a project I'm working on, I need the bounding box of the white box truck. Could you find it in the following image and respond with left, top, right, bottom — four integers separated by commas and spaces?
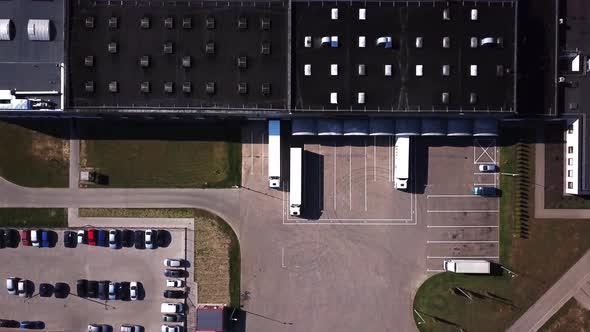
289, 147, 302, 216
394, 136, 410, 190
268, 120, 281, 188
443, 259, 491, 274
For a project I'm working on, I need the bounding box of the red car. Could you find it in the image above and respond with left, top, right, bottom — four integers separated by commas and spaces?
21, 230, 30, 246
87, 229, 97, 246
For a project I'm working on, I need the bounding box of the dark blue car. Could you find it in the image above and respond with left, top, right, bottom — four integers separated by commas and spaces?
40, 231, 49, 248
97, 230, 107, 247
20, 321, 44, 329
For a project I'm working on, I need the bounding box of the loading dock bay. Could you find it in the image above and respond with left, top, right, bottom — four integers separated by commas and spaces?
242, 122, 499, 273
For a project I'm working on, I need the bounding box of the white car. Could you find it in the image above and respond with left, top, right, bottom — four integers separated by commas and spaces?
161, 325, 183, 332
478, 164, 498, 172
77, 230, 85, 244
17, 279, 28, 297
6, 277, 17, 295
30, 230, 39, 247
144, 229, 155, 249
163, 259, 183, 268
121, 324, 143, 332
129, 281, 138, 301
161, 303, 184, 314
109, 230, 119, 249
166, 279, 185, 288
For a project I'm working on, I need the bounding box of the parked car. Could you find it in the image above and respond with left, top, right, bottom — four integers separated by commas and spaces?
120, 324, 143, 332
134, 230, 144, 249
6, 277, 17, 295
97, 230, 107, 247
108, 282, 118, 300
129, 281, 138, 301
77, 230, 86, 244
0, 229, 6, 248
144, 229, 156, 249
156, 230, 168, 247
54, 282, 69, 298
161, 325, 183, 332
87, 280, 99, 298
109, 230, 119, 249
0, 319, 19, 328
160, 303, 184, 314
87, 229, 97, 246
77, 279, 88, 297
121, 229, 134, 247
163, 290, 185, 299
40, 231, 49, 248
164, 269, 185, 278
21, 230, 30, 246
88, 324, 111, 332
473, 186, 498, 197
98, 280, 109, 300
5, 229, 18, 247
39, 283, 53, 297
163, 259, 184, 268
166, 279, 184, 288
64, 230, 76, 248
30, 230, 40, 247
478, 164, 498, 172
162, 314, 183, 322
17, 279, 29, 297
19, 321, 44, 329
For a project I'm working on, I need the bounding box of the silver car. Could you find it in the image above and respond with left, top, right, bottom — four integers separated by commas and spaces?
121, 324, 143, 332
144, 229, 155, 249
108, 282, 118, 300
478, 164, 498, 172
6, 277, 17, 295
17, 279, 28, 297
161, 325, 183, 332
77, 230, 85, 244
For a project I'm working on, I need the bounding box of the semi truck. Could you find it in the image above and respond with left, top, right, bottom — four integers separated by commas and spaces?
394, 136, 410, 190
289, 147, 302, 216
268, 120, 281, 188
443, 259, 491, 274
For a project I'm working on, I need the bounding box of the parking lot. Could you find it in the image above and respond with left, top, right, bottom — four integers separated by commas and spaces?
419, 137, 500, 272
0, 228, 187, 332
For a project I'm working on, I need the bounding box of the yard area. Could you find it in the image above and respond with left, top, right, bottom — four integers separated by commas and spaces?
0, 208, 67, 228
79, 119, 241, 188
0, 119, 69, 187
413, 124, 590, 332
540, 298, 590, 331
79, 208, 240, 306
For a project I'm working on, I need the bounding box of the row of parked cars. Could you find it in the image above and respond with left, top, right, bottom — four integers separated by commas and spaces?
0, 319, 44, 329
77, 279, 141, 301
161, 258, 188, 332
88, 324, 143, 332
69, 229, 169, 249
6, 277, 70, 298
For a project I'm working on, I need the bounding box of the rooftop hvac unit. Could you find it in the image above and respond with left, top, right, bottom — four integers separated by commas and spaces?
164, 17, 174, 29
108, 42, 118, 54
84, 55, 94, 67
108, 17, 118, 29
140, 17, 150, 29
182, 17, 192, 29
85, 81, 95, 93
27, 19, 51, 41
163, 42, 173, 54
205, 41, 215, 55
206, 82, 215, 94
140, 81, 150, 93
206, 17, 215, 30
182, 81, 192, 93
237, 56, 247, 69
260, 42, 271, 55
84, 16, 94, 29
261, 83, 271, 96
108, 81, 118, 93
376, 36, 392, 48
139, 55, 150, 68
260, 17, 271, 30
182, 56, 191, 68
238, 82, 248, 94
237, 17, 247, 30
164, 82, 174, 93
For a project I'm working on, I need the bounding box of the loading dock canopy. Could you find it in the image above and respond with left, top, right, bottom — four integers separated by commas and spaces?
369, 118, 394, 136
292, 118, 317, 135
292, 118, 497, 137
421, 118, 447, 136
343, 119, 368, 135
395, 118, 420, 136
447, 119, 473, 136
317, 119, 343, 135
473, 118, 498, 136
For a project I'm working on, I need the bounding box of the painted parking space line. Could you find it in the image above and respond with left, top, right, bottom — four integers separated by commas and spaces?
427, 256, 499, 259
427, 210, 499, 213
427, 194, 476, 198
427, 225, 499, 228
427, 240, 499, 244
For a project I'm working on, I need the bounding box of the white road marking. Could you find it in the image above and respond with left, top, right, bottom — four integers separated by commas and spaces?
388, 136, 392, 182
281, 247, 285, 268
373, 136, 376, 182
333, 142, 336, 210
261, 132, 265, 176
427, 210, 499, 213
427, 256, 499, 259
427, 269, 445, 272
427, 240, 498, 244
427, 194, 476, 198
474, 183, 497, 186
349, 144, 352, 211
318, 143, 322, 212
364, 139, 367, 211
427, 225, 499, 228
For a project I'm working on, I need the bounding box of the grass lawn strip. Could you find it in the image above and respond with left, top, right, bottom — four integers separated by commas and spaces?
0, 120, 69, 187
79, 208, 240, 306
0, 209, 67, 228
540, 298, 590, 332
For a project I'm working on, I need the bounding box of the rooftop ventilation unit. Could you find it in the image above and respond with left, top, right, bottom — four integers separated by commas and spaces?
27, 19, 51, 41
331, 8, 338, 20
206, 41, 215, 55
359, 8, 366, 20
84, 55, 94, 67
85, 81, 94, 93
261, 83, 271, 96
108, 42, 118, 54
238, 17, 247, 30
376, 36, 392, 48
358, 64, 366, 76
415, 37, 423, 48
304, 64, 311, 76
415, 65, 423, 77
0, 19, 13, 40
84, 17, 94, 29
140, 81, 150, 93
140, 17, 150, 29
139, 55, 149, 68
260, 42, 271, 55
108, 81, 118, 93
206, 17, 215, 30
443, 8, 451, 21
238, 82, 248, 94
163, 42, 173, 54
206, 82, 215, 94
260, 17, 271, 30
470, 37, 478, 48
108, 17, 118, 29
182, 17, 192, 29
357, 92, 365, 104
304, 36, 312, 48
384, 64, 392, 76
237, 56, 247, 69
469, 92, 478, 105
496, 65, 505, 77
442, 37, 450, 48
182, 56, 191, 68
441, 92, 449, 104
164, 82, 174, 93
442, 64, 450, 76
330, 92, 338, 104
164, 17, 174, 29
182, 81, 191, 93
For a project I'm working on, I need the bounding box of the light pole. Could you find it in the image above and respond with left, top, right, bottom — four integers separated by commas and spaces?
500, 172, 519, 177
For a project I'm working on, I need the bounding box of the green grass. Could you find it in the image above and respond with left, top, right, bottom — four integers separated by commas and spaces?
79, 119, 241, 188
540, 298, 590, 332
79, 208, 241, 306
414, 124, 590, 331
0, 119, 69, 187
0, 208, 67, 227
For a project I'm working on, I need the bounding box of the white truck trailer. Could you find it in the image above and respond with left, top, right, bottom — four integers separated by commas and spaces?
394, 136, 410, 190
443, 260, 491, 274
289, 147, 302, 216
268, 120, 281, 188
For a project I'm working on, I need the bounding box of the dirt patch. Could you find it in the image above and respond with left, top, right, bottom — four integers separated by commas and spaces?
195, 216, 231, 304
541, 298, 590, 332
31, 131, 68, 162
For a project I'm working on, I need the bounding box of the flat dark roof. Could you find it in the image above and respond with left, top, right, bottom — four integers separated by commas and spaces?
292, 0, 517, 113
68, 0, 288, 111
